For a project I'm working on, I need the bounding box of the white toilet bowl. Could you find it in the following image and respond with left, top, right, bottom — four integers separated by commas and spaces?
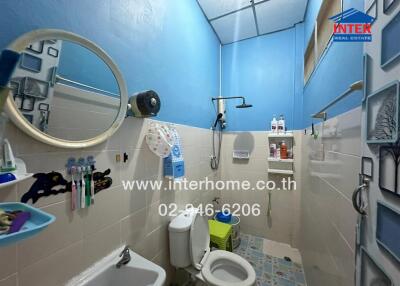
201, 250, 255, 286
168, 208, 256, 286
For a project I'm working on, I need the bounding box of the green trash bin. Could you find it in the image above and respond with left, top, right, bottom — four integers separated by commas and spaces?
214, 214, 241, 249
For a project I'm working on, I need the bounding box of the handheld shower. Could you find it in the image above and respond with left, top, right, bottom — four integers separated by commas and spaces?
213, 113, 223, 128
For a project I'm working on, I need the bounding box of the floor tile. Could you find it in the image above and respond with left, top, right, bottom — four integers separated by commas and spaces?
233, 233, 307, 286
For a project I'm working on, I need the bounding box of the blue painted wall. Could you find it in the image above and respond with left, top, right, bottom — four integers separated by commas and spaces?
0, 0, 220, 128
0, 0, 366, 131
294, 23, 305, 130
221, 28, 298, 131
58, 41, 120, 95
302, 0, 364, 128
221, 0, 365, 131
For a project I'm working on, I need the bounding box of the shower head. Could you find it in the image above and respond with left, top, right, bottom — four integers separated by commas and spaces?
236, 103, 253, 108
236, 98, 253, 109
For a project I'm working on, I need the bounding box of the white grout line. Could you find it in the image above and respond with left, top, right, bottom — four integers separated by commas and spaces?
327, 150, 361, 159
332, 222, 355, 253
317, 174, 353, 205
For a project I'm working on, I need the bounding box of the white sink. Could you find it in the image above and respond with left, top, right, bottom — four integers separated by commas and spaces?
67, 247, 166, 286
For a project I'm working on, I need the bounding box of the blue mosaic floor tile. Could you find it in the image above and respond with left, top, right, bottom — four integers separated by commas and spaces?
256, 278, 273, 286
264, 261, 273, 273
294, 272, 306, 284
273, 277, 296, 286
249, 249, 265, 258
233, 234, 307, 286
278, 258, 293, 267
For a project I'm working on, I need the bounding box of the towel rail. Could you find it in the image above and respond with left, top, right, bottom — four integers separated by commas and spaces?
55, 75, 119, 97
311, 80, 363, 121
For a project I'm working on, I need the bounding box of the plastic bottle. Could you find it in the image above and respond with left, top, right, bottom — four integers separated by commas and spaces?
280, 141, 288, 159
271, 115, 278, 133
278, 115, 285, 134
270, 144, 276, 158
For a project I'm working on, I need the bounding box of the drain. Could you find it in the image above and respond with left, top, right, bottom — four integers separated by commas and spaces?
284, 256, 292, 262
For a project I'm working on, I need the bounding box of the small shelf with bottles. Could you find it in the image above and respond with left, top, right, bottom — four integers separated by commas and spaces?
268, 114, 294, 175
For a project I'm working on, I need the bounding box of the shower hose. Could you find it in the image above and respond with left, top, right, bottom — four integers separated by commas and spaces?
211, 122, 222, 170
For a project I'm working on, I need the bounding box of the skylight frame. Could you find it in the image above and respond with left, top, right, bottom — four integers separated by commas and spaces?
196, 0, 308, 44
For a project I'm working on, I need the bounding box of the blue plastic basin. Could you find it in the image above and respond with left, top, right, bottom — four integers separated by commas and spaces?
0, 202, 56, 246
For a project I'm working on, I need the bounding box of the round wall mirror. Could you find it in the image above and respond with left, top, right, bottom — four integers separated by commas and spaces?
5, 29, 128, 148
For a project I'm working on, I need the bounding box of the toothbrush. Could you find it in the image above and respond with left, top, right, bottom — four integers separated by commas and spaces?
81, 167, 86, 209
85, 166, 90, 207
90, 165, 95, 204
76, 167, 81, 209
71, 167, 77, 211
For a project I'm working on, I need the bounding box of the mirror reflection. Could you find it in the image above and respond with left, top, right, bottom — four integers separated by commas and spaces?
9, 40, 121, 141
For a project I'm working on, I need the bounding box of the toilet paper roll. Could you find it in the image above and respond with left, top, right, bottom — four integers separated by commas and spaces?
129, 90, 161, 117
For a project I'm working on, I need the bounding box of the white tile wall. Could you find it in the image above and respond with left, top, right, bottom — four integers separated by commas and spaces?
0, 118, 218, 286
218, 111, 360, 286
0, 108, 363, 286
298, 107, 362, 286
219, 131, 302, 247
48, 84, 120, 141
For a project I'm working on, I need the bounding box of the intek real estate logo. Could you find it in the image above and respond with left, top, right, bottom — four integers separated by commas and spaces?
329, 8, 375, 42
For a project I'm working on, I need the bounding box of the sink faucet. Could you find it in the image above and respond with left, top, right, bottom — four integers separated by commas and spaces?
116, 246, 131, 268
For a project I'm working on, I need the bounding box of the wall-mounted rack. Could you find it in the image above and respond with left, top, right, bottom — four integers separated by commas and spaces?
268, 158, 294, 163
267, 169, 294, 175
268, 133, 294, 138
0, 161, 33, 189
267, 132, 294, 176
311, 80, 363, 121
54, 75, 119, 97
232, 150, 250, 160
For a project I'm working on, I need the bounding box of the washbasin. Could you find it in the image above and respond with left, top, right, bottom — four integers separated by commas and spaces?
67, 247, 166, 286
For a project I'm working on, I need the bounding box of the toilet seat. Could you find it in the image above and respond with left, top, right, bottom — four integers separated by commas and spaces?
188, 210, 255, 286
201, 250, 256, 286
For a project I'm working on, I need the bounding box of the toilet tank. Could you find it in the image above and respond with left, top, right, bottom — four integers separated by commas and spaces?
168, 209, 197, 268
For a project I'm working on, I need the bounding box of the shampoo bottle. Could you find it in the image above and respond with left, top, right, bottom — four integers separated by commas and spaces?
278, 115, 285, 134
280, 141, 288, 159
271, 115, 278, 133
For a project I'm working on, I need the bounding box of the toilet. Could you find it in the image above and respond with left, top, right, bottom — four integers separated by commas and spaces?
168, 208, 256, 286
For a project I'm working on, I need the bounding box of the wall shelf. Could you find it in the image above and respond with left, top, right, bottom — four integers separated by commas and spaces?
268, 131, 295, 175
268, 168, 294, 175
268, 133, 294, 138
268, 158, 294, 163
0, 159, 33, 190
232, 150, 250, 159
